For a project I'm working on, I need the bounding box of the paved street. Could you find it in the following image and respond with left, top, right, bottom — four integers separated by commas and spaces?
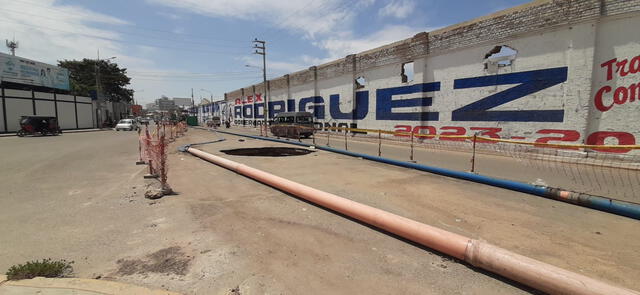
0, 128, 639, 294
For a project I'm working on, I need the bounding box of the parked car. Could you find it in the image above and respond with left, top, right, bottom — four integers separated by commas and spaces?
17, 116, 62, 137
114, 119, 138, 131
206, 116, 221, 127
270, 112, 315, 138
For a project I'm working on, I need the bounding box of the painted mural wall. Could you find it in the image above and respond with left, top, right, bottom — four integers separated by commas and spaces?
224, 0, 640, 154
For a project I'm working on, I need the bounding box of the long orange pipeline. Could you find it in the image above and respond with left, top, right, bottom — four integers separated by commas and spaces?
187, 147, 638, 295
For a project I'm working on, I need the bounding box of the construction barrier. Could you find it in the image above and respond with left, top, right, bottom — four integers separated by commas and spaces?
136, 121, 188, 191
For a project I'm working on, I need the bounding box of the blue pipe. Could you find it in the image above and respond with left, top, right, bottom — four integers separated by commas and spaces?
177, 138, 226, 152
211, 129, 640, 220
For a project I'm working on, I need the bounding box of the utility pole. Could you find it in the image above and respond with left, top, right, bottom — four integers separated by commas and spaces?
253, 38, 268, 130
95, 50, 101, 126
5, 38, 18, 56
94, 50, 116, 127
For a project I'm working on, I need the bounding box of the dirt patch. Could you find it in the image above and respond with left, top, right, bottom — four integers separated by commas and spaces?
229, 286, 241, 295
116, 246, 192, 276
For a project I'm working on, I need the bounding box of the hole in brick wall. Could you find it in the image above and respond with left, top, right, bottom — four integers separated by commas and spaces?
355, 76, 366, 89
484, 45, 517, 73
401, 61, 414, 83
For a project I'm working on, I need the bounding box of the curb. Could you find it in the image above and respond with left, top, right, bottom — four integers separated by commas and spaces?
0, 276, 181, 295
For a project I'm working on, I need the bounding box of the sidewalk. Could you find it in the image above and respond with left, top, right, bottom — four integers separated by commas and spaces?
0, 275, 181, 295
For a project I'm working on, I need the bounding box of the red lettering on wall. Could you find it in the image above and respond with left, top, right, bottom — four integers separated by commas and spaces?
534, 129, 580, 149
601, 58, 617, 81
440, 126, 466, 141
613, 86, 628, 104
389, 125, 637, 154
413, 126, 437, 139
394, 125, 412, 137
470, 127, 501, 143
586, 131, 635, 153
616, 59, 630, 77
596, 82, 640, 112
594, 86, 613, 111
630, 56, 640, 74
630, 82, 640, 102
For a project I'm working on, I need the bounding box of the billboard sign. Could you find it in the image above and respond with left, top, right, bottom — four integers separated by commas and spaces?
0, 52, 70, 90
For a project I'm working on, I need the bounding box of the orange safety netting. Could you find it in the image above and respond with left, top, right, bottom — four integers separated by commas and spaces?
139, 125, 170, 190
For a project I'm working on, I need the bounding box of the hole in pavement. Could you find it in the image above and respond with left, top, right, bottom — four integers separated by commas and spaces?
220, 147, 314, 157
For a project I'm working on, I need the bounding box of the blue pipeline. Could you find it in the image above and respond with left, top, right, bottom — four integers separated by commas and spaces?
211, 129, 640, 220
177, 138, 226, 152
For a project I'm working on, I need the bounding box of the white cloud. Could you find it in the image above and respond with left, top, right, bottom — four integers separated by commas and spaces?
240, 56, 308, 75
156, 11, 182, 20
317, 25, 428, 59
146, 0, 430, 77
378, 0, 416, 19
0, 0, 171, 102
0, 0, 135, 64
146, 0, 363, 38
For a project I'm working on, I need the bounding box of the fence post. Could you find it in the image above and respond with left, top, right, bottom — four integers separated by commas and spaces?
327, 129, 330, 147
344, 127, 348, 150
144, 159, 157, 178
471, 133, 477, 173
312, 127, 316, 146
136, 128, 145, 165
378, 129, 382, 157
159, 134, 169, 191
410, 132, 414, 162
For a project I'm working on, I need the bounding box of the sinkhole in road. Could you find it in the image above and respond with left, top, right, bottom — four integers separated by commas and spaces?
220, 147, 314, 157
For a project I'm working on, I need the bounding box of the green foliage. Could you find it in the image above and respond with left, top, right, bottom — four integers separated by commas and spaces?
6, 259, 74, 280
58, 59, 134, 103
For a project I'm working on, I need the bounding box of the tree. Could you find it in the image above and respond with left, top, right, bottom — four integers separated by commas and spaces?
58, 59, 134, 103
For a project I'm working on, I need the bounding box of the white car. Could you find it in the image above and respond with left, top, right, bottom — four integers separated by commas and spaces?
114, 119, 138, 131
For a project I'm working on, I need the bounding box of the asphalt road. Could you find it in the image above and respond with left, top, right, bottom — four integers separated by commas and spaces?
0, 130, 200, 291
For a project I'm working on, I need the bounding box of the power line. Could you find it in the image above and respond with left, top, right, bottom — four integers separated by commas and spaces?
130, 76, 261, 82
128, 70, 259, 75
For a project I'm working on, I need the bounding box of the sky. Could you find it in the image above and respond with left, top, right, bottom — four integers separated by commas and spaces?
0, 0, 529, 105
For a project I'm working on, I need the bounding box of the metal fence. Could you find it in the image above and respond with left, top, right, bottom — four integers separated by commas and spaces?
253, 124, 640, 202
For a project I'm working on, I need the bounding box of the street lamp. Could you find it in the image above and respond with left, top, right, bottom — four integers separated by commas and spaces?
252, 38, 268, 134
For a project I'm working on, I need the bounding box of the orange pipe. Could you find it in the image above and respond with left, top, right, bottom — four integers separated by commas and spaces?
187, 147, 638, 295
